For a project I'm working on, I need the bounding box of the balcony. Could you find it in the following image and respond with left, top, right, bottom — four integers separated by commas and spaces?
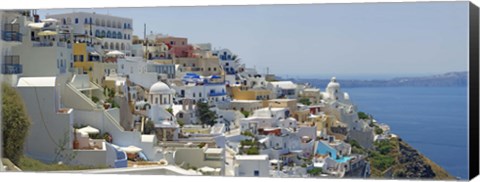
2, 56, 22, 74
2, 64, 23, 74
2, 31, 22, 42
208, 91, 227, 97
32, 41, 54, 47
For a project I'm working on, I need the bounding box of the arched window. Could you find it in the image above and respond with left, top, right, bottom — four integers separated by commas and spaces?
89, 17, 92, 24
103, 42, 108, 49
110, 42, 114, 50
121, 43, 125, 50
107, 20, 111, 27
117, 32, 122, 39
124, 34, 126, 39
101, 30, 106, 37
84, 18, 88, 24
112, 32, 116, 39
75, 18, 79, 24
117, 22, 121, 28
67, 17, 72, 24
106, 31, 111, 38
127, 34, 130, 40
63, 18, 66, 25
95, 30, 100, 37
124, 23, 127, 29
115, 43, 119, 50
95, 19, 100, 26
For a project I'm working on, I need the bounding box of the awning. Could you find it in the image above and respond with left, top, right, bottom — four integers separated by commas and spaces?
89, 51, 100, 56
106, 50, 125, 56
77, 125, 100, 134
38, 30, 57, 36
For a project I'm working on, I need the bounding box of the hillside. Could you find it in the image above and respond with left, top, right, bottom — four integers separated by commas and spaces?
367, 138, 455, 180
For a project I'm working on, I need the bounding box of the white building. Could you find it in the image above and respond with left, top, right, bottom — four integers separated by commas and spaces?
47, 12, 133, 56
147, 81, 180, 142
1, 10, 27, 86
234, 155, 270, 177
172, 79, 228, 105
268, 81, 298, 99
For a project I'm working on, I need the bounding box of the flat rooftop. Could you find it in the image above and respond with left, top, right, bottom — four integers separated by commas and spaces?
235, 155, 268, 160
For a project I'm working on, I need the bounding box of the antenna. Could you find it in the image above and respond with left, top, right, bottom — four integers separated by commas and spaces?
144, 23, 148, 60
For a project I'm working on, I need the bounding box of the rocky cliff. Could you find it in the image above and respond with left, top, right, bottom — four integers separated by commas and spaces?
368, 138, 455, 180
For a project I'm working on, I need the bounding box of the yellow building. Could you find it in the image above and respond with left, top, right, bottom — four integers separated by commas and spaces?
228, 86, 273, 100
73, 43, 105, 84
262, 99, 298, 112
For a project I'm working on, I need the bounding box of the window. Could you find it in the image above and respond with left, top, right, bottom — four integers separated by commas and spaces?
128, 34, 130, 40
84, 18, 88, 24
254, 170, 259, 176
170, 41, 174, 45
199, 93, 202, 97
193, 93, 196, 97
79, 55, 84, 62
179, 113, 184, 118
155, 97, 159, 104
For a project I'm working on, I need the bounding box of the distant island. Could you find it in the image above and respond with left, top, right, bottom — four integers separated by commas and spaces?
287, 71, 467, 88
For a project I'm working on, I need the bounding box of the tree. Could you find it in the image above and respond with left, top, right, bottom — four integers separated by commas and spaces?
2, 82, 31, 165
196, 101, 217, 127
144, 120, 155, 134
298, 97, 311, 106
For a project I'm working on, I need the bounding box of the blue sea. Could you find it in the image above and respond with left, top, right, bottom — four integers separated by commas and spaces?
338, 87, 468, 179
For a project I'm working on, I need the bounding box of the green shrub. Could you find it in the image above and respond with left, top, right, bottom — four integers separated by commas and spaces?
246, 146, 259, 155
298, 97, 312, 106
91, 96, 99, 103
358, 111, 369, 120
241, 110, 250, 118
307, 168, 322, 176
2, 83, 31, 165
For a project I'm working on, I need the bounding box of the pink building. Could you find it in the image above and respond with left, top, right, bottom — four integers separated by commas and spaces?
156, 36, 193, 58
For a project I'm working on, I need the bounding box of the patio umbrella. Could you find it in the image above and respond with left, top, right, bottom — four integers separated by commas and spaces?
27, 22, 45, 29
38, 30, 57, 36
121, 145, 143, 154
106, 50, 125, 57
77, 125, 100, 134
89, 51, 100, 56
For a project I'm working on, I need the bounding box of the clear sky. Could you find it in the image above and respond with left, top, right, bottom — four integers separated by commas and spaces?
38, 2, 469, 79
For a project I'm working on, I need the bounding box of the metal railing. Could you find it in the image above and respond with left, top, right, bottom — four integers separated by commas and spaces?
1, 64, 22, 74
2, 31, 22, 42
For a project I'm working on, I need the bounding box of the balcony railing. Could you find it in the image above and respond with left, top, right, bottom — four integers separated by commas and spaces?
32, 42, 54, 47
1, 64, 23, 74
2, 31, 22, 42
208, 91, 227, 97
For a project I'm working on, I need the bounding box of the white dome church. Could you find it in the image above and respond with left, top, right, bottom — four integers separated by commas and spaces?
149, 81, 175, 109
